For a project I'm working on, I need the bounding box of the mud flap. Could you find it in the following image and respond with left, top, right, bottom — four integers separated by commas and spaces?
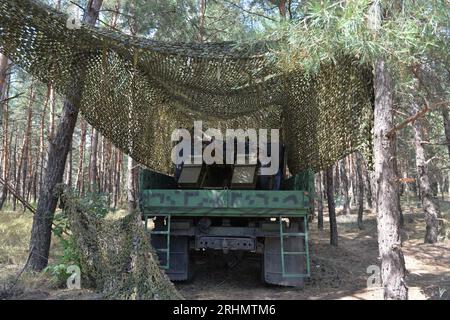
263, 236, 306, 287
151, 235, 191, 281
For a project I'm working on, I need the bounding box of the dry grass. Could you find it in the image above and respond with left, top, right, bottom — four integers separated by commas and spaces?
0, 207, 130, 299
0, 211, 33, 265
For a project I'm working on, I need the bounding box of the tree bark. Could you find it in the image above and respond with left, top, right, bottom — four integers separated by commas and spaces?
0, 54, 8, 126
0, 54, 10, 208
316, 171, 324, 230
16, 83, 34, 208
393, 141, 404, 227
89, 128, 99, 192
65, 146, 73, 188
113, 149, 123, 208
48, 84, 56, 142
325, 166, 338, 246
364, 163, 373, 209
373, 57, 408, 300
441, 108, 450, 160
126, 155, 136, 213
355, 152, 364, 229
75, 118, 87, 195
412, 101, 441, 243
339, 158, 351, 215
197, 0, 206, 42
28, 0, 103, 271
270, 0, 287, 19
11, 126, 18, 210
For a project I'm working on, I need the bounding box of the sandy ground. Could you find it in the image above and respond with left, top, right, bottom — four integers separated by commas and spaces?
176, 207, 449, 300
1, 200, 449, 300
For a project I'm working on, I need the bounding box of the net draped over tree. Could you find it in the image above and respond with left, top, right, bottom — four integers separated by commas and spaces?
0, 0, 374, 175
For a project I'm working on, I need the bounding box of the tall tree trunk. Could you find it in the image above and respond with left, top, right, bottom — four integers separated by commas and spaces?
11, 127, 18, 210
356, 152, 364, 229
373, 57, 408, 300
369, 0, 408, 299
0, 54, 8, 126
412, 101, 441, 243
37, 85, 51, 203
339, 158, 351, 215
325, 166, 338, 246
65, 146, 73, 188
316, 171, 324, 230
350, 155, 358, 209
0, 54, 10, 208
126, 156, 136, 213
75, 118, 87, 195
441, 103, 450, 157
48, 84, 56, 141
197, 0, 206, 42
125, 0, 138, 214
28, 0, 103, 271
113, 149, 122, 208
16, 83, 34, 208
334, 163, 340, 195
364, 163, 373, 209
89, 128, 99, 192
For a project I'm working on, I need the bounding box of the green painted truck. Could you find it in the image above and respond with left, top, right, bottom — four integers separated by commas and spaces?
139, 154, 314, 287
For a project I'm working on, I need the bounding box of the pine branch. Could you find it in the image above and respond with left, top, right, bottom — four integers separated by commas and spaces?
386, 100, 449, 138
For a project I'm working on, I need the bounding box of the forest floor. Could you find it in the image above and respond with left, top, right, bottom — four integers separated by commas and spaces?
0, 198, 449, 300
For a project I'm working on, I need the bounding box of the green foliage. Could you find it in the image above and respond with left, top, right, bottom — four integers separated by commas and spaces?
76, 191, 110, 219
272, 0, 449, 85
45, 190, 111, 287
44, 235, 80, 287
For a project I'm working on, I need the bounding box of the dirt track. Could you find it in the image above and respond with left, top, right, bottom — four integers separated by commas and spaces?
176, 208, 449, 300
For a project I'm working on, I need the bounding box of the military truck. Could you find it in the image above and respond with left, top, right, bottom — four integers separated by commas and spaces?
139, 139, 314, 287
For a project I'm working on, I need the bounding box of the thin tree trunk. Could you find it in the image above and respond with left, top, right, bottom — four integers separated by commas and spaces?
17, 83, 34, 209
356, 152, 364, 229
440, 98, 450, 160
448, 171, 450, 200
75, 118, 87, 195
393, 141, 404, 227
11, 128, 18, 210
28, 0, 103, 271
37, 85, 51, 203
316, 171, 324, 230
0, 54, 8, 126
65, 146, 73, 188
0, 55, 10, 208
89, 128, 99, 192
412, 101, 441, 243
198, 0, 206, 42
339, 158, 351, 215
113, 149, 122, 208
325, 166, 338, 246
350, 155, 358, 209
48, 84, 56, 141
364, 163, 373, 209
126, 155, 136, 213
334, 163, 340, 195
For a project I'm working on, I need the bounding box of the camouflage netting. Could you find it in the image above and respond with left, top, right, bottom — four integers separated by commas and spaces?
60, 190, 183, 300
0, 0, 374, 175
